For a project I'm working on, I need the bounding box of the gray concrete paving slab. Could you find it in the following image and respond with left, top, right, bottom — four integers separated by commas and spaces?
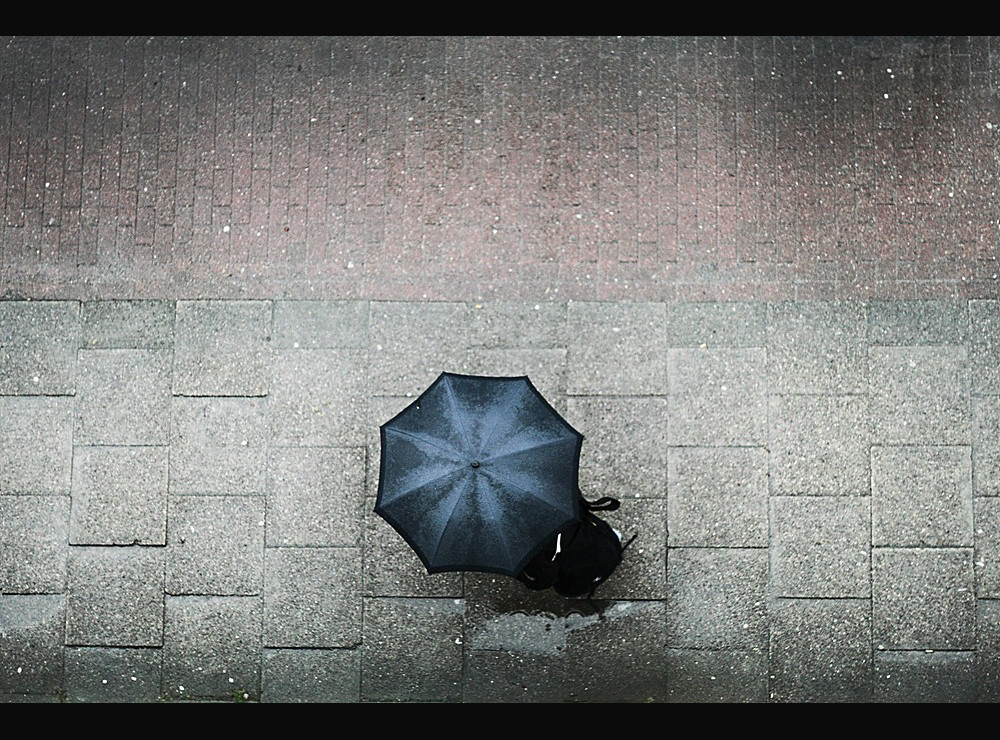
973, 395, 1000, 495
0, 397, 73, 495
664, 301, 768, 348
872, 547, 976, 651
769, 598, 874, 703
970, 300, 1000, 396
770, 496, 872, 598
0, 495, 69, 593
263, 547, 361, 648
665, 548, 768, 651
667, 447, 768, 548
0, 302, 78, 396
869, 345, 971, 445
69, 446, 168, 546
360, 596, 463, 703
65, 547, 164, 647
667, 348, 767, 446
563, 600, 669, 703
766, 301, 869, 394
161, 595, 262, 701
165, 496, 265, 596
64, 647, 162, 703
261, 647, 360, 703
463, 650, 565, 703
74, 349, 171, 445
0, 595, 65, 696
169, 397, 269, 496
566, 397, 669, 501
566, 302, 669, 395
768, 394, 870, 496
975, 499, 1000, 598
871, 445, 973, 547
79, 300, 174, 349
272, 300, 369, 350
874, 650, 978, 703
268, 349, 369, 446
665, 648, 768, 703
866, 299, 969, 346
266, 447, 364, 547
977, 599, 1000, 702
368, 302, 471, 396
171, 300, 272, 397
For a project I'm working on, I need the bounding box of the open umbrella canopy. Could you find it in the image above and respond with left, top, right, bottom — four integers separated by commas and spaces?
376, 372, 584, 577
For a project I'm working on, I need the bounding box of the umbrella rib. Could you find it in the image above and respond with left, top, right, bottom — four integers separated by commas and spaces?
480, 465, 573, 514
475, 381, 526, 457
384, 427, 463, 460
482, 435, 575, 464
442, 377, 472, 455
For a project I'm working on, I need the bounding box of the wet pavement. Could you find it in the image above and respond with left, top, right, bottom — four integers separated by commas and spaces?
1, 37, 999, 702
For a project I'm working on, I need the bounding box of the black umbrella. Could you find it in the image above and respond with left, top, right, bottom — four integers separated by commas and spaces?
375, 372, 584, 577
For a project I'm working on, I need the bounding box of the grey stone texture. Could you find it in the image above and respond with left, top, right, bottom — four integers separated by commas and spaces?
970, 300, 1000, 396
766, 301, 868, 394
566, 396, 669, 501
566, 302, 669, 395
0, 495, 69, 593
770, 496, 872, 598
871, 445, 973, 547
70, 446, 168, 546
169, 397, 269, 495
368, 302, 471, 396
872, 547, 976, 651
0, 397, 73, 495
268, 349, 369, 446
666, 548, 768, 650
266, 447, 365, 547
768, 394, 870, 496
262, 648, 361, 703
869, 345, 970, 445
171, 300, 272, 397
161, 596, 262, 700
973, 395, 1000, 496
0, 292, 998, 701
264, 547, 361, 648
80, 300, 175, 349
360, 597, 464, 703
866, 299, 969, 346
667, 447, 768, 547
166, 496, 265, 596
667, 348, 767, 446
874, 650, 978, 703
65, 647, 163, 703
272, 300, 369, 349
74, 349, 172, 445
65, 547, 165, 647
664, 301, 768, 348
0, 595, 65, 696
0, 301, 79, 395
975, 499, 1000, 598
769, 598, 874, 703
666, 648, 768, 703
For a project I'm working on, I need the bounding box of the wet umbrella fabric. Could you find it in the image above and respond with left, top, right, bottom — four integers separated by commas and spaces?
375, 372, 584, 577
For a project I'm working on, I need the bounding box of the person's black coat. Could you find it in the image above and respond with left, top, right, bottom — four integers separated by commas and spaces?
517, 511, 624, 597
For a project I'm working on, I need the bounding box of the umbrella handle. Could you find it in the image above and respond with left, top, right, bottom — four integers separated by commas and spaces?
580, 495, 620, 512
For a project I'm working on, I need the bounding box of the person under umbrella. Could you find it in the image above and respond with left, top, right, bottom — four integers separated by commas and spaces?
517, 489, 636, 598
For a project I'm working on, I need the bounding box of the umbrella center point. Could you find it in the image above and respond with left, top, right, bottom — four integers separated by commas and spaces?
470, 460, 481, 468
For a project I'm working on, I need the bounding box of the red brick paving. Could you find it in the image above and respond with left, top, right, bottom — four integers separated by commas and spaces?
0, 36, 998, 302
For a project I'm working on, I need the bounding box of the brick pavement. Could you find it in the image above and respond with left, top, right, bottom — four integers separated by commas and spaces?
1, 36, 997, 302
2, 37, 1000, 703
